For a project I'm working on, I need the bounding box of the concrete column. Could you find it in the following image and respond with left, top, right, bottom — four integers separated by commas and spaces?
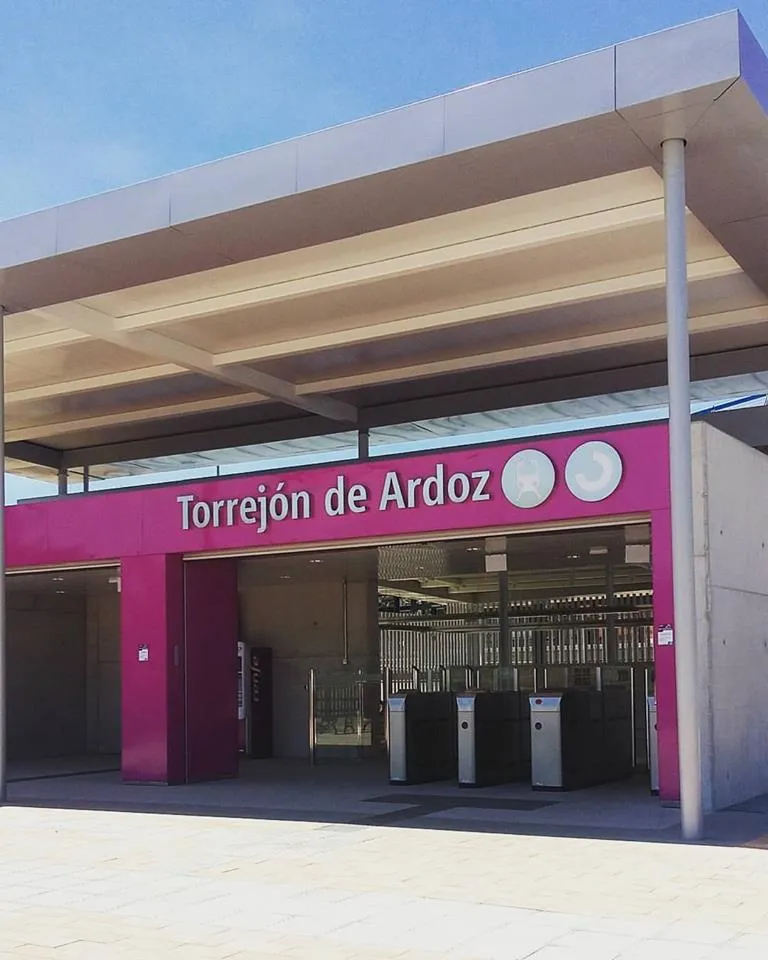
57, 466, 68, 496
663, 136, 703, 840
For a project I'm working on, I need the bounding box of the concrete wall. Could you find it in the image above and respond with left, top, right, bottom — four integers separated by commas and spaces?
238, 575, 379, 758
86, 594, 121, 755
7, 592, 87, 760
693, 424, 768, 811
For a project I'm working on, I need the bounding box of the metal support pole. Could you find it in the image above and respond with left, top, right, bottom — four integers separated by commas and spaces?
663, 137, 703, 840
606, 563, 618, 663
82, 465, 90, 494
357, 428, 370, 461
0, 306, 6, 803
498, 572, 510, 668
342, 578, 350, 665
57, 465, 68, 496
308, 668, 317, 766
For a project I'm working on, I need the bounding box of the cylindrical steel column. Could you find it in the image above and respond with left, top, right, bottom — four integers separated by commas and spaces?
0, 307, 5, 802
663, 137, 703, 840
342, 578, 350, 665
498, 572, 510, 667
357, 428, 370, 461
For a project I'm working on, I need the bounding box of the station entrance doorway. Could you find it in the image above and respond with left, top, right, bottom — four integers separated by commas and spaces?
5, 566, 122, 778
237, 521, 656, 795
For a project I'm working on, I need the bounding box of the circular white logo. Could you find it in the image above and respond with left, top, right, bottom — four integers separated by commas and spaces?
501, 450, 556, 509
565, 441, 623, 502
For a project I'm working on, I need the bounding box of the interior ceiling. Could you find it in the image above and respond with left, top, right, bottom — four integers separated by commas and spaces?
7, 528, 651, 601
6, 168, 768, 482
237, 526, 652, 602
7, 566, 120, 596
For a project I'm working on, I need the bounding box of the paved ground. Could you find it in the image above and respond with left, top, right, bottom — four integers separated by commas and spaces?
2, 761, 768, 959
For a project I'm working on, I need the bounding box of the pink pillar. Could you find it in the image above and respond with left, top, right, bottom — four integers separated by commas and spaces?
652, 509, 680, 802
184, 559, 239, 782
121, 554, 240, 784
121, 554, 186, 784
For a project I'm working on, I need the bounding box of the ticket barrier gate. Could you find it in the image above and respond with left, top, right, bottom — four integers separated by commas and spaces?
388, 691, 457, 785
529, 686, 633, 790
647, 696, 659, 795
457, 691, 531, 787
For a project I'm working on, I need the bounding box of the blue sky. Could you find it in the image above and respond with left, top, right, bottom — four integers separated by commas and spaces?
4, 1, 768, 502
3, 1, 768, 220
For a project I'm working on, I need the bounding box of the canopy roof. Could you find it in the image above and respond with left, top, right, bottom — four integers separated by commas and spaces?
3, 11, 768, 480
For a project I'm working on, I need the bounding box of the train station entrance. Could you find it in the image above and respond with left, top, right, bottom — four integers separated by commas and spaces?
6, 422, 679, 807
239, 523, 657, 799
9, 417, 768, 818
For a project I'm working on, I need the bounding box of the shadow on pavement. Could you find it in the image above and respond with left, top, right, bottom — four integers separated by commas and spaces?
6, 756, 768, 850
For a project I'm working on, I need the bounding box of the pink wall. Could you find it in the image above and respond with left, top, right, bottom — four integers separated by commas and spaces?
7, 426, 669, 567
650, 508, 679, 803
121, 554, 186, 784
184, 559, 239, 782
8, 424, 679, 795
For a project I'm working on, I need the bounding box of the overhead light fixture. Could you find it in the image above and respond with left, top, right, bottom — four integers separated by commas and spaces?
625, 544, 651, 565
567, 553, 581, 561
589, 546, 609, 556
55, 590, 66, 595
309, 559, 325, 564
279, 575, 291, 580
52, 577, 64, 582
466, 546, 482, 553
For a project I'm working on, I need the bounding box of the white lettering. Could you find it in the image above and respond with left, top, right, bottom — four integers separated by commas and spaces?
212, 499, 225, 527
239, 497, 257, 524
226, 498, 239, 526
422, 464, 445, 507
192, 501, 211, 529
379, 471, 406, 510
406, 477, 423, 508
325, 477, 346, 517
291, 490, 311, 519
269, 483, 289, 521
348, 483, 368, 514
447, 472, 470, 504
471, 470, 491, 501
177, 494, 194, 530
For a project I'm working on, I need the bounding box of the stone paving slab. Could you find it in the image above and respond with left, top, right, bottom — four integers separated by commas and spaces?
1, 804, 768, 959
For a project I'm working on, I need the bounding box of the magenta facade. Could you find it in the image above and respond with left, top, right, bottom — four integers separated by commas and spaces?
6, 424, 679, 799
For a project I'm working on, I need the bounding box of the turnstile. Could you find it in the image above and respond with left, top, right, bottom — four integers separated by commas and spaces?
387, 691, 457, 784
647, 696, 659, 795
529, 686, 633, 790
456, 691, 530, 787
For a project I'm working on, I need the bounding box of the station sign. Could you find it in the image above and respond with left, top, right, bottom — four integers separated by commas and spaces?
177, 439, 625, 534
6, 425, 669, 567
